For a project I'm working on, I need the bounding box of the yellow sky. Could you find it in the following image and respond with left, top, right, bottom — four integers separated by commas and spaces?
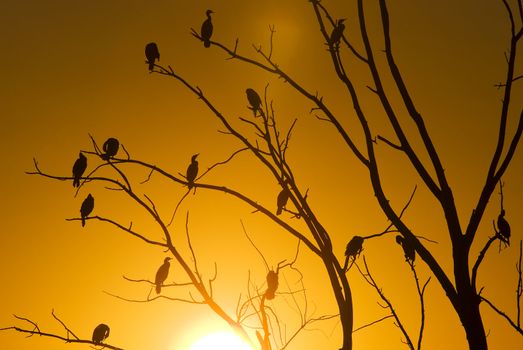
1, 0, 522, 349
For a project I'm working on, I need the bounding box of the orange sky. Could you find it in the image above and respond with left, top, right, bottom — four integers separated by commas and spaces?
1, 0, 522, 349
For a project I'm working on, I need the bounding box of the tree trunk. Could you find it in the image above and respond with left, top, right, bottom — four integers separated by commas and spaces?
459, 296, 488, 350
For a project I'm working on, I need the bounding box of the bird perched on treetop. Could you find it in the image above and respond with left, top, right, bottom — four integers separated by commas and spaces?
80, 194, 94, 227
396, 235, 415, 263
276, 187, 290, 215
330, 18, 346, 48
101, 137, 119, 161
246, 88, 262, 116
145, 42, 160, 71
186, 154, 199, 189
155, 257, 172, 294
201, 10, 214, 48
497, 209, 511, 245
92, 323, 110, 344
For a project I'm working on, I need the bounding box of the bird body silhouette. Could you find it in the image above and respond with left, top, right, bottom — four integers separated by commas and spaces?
92, 323, 110, 344
80, 194, 94, 227
497, 209, 511, 245
396, 235, 415, 263
186, 154, 199, 189
276, 188, 290, 215
246, 88, 262, 116
265, 270, 278, 300
155, 257, 172, 294
201, 10, 214, 48
343, 236, 364, 271
72, 152, 87, 187
330, 18, 346, 48
101, 137, 119, 160
145, 42, 160, 71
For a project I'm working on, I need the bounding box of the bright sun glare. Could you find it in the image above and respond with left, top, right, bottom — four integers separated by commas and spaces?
188, 331, 253, 350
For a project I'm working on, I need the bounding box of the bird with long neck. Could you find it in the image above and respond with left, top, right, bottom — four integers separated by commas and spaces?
186, 154, 199, 189
201, 10, 214, 48
155, 257, 172, 294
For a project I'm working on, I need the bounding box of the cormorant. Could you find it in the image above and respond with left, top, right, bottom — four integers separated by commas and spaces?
343, 235, 364, 269
145, 42, 160, 71
276, 187, 290, 215
396, 235, 415, 263
265, 270, 278, 300
329, 18, 346, 48
246, 88, 262, 116
72, 152, 87, 188
155, 257, 172, 294
101, 137, 119, 160
201, 10, 214, 48
80, 194, 94, 227
186, 154, 199, 189
497, 209, 511, 245
92, 323, 110, 344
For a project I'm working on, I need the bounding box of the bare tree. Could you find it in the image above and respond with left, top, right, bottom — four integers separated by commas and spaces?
3, 1, 522, 350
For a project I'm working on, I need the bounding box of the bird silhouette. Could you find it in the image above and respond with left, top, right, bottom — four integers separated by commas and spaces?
276, 187, 290, 215
265, 270, 278, 300
186, 154, 199, 189
330, 18, 346, 48
155, 257, 172, 294
201, 10, 214, 48
497, 209, 511, 245
246, 88, 262, 116
396, 235, 415, 263
101, 137, 119, 160
343, 235, 364, 271
92, 323, 110, 344
80, 194, 94, 227
145, 42, 160, 71
72, 152, 87, 188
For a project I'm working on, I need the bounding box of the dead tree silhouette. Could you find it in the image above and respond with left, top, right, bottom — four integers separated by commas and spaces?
5, 1, 522, 350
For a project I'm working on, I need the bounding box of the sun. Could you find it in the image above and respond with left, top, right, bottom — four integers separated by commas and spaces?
188, 331, 254, 350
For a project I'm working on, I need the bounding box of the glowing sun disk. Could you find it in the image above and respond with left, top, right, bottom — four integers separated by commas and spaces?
188, 331, 253, 350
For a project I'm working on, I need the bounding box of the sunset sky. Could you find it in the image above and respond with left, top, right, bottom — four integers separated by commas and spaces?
1, 0, 522, 349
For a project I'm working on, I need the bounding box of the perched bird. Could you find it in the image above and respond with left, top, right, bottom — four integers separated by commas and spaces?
265, 270, 278, 300
101, 137, 119, 160
329, 18, 346, 48
155, 257, 172, 294
186, 154, 199, 189
80, 194, 94, 227
145, 42, 160, 71
497, 209, 511, 245
92, 323, 110, 344
343, 235, 364, 271
201, 10, 214, 48
276, 187, 290, 215
246, 88, 262, 116
72, 152, 87, 188
396, 235, 415, 263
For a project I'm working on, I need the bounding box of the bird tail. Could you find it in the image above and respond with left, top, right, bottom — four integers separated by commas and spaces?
204, 39, 211, 48
73, 178, 79, 187
276, 207, 282, 215
82, 217, 86, 227
148, 61, 154, 71
156, 284, 161, 294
